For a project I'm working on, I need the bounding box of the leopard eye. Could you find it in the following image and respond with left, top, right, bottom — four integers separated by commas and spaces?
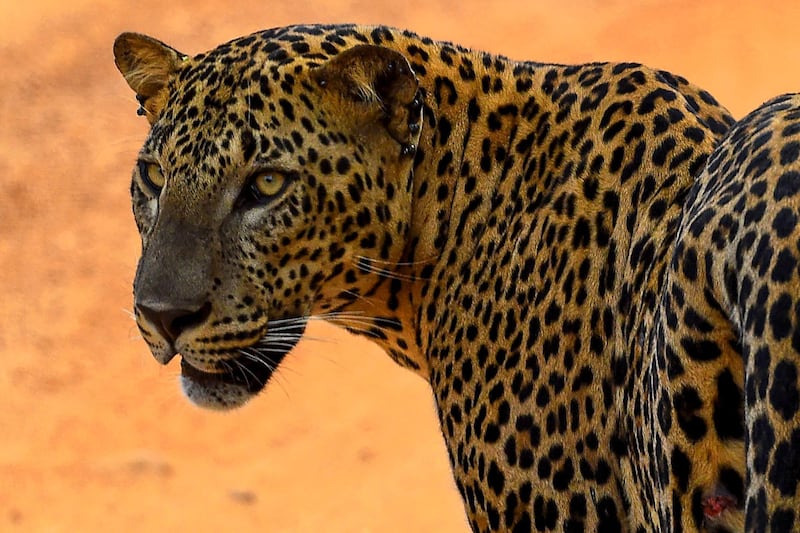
137, 160, 165, 194
240, 170, 291, 207
252, 171, 285, 198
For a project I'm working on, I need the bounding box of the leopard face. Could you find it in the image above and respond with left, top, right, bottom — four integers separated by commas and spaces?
116, 29, 423, 408
115, 23, 799, 533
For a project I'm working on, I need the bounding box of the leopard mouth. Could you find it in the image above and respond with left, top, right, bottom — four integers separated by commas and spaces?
180, 355, 274, 394
178, 318, 308, 409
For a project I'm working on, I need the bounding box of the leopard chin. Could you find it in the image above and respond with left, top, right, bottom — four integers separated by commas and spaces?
178, 356, 264, 410
173, 316, 309, 409
179, 333, 304, 409
180, 370, 255, 410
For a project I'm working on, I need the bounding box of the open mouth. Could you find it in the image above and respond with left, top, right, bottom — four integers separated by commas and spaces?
180, 355, 275, 394
179, 318, 308, 397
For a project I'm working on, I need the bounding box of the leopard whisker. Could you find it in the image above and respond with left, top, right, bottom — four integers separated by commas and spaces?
255, 340, 300, 351
318, 322, 388, 339
318, 314, 402, 328
258, 331, 306, 340
243, 346, 299, 381
221, 358, 253, 390
261, 324, 308, 333
240, 348, 276, 371
259, 333, 334, 344
355, 254, 439, 267
331, 288, 380, 307
243, 349, 276, 370
259, 327, 305, 335
251, 311, 402, 344
239, 349, 294, 397
297, 335, 335, 343
353, 258, 426, 282
306, 310, 398, 323
263, 316, 308, 325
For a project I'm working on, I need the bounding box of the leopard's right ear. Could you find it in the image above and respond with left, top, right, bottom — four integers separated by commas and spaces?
113, 33, 187, 124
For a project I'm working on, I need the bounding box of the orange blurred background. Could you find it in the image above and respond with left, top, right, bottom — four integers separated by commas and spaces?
1, 1, 798, 531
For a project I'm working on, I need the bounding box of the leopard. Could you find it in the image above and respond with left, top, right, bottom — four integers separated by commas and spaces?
113, 23, 799, 532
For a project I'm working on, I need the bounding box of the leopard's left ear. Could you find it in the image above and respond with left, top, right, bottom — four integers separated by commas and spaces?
312, 45, 422, 153
113, 32, 187, 125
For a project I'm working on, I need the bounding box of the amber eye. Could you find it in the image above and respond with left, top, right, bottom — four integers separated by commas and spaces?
238, 170, 291, 207
254, 172, 284, 196
137, 160, 165, 194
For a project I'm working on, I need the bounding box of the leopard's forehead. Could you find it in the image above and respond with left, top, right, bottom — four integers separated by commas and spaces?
191, 23, 416, 60
174, 24, 404, 85
140, 32, 307, 167
137, 23, 427, 211
144, 24, 392, 155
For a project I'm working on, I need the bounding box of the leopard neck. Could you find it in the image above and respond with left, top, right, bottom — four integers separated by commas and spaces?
309, 34, 536, 375
330, 40, 546, 375
403, 50, 535, 268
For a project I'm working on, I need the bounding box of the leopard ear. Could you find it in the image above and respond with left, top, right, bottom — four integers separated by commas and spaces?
113, 32, 187, 124
312, 45, 422, 154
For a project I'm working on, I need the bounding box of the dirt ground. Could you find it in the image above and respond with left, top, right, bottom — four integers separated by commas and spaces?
1, 1, 798, 531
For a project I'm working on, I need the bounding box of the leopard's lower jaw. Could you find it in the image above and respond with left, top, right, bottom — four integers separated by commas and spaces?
178, 345, 281, 410
175, 318, 308, 410
178, 357, 256, 410
180, 372, 253, 410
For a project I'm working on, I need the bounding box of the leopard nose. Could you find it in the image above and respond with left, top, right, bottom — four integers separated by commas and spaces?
137, 301, 212, 344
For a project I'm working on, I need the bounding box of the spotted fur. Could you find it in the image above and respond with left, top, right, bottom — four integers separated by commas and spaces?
113, 24, 799, 532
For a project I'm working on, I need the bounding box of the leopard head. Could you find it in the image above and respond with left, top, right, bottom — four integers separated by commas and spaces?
114, 29, 423, 409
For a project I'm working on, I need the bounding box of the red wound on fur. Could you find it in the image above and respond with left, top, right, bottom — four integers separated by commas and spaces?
702, 495, 737, 518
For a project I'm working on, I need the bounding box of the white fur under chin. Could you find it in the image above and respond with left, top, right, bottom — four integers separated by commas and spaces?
179, 375, 253, 410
